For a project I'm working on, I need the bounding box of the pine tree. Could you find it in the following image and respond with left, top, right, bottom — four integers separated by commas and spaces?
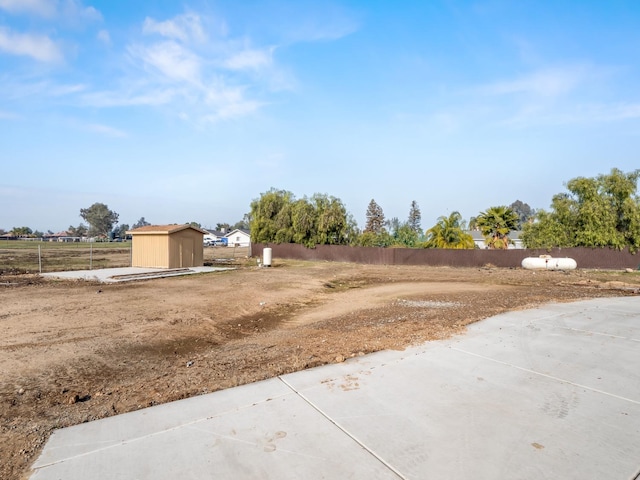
408, 200, 421, 233
364, 199, 385, 234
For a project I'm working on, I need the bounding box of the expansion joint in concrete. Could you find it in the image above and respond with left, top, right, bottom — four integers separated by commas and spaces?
277, 376, 407, 480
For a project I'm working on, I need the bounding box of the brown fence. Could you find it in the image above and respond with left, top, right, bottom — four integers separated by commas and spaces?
252, 243, 640, 270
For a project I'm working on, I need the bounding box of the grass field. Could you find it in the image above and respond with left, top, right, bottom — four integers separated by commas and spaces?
0, 241, 250, 274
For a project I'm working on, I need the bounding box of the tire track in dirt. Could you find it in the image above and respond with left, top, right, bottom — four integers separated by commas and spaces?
287, 282, 509, 327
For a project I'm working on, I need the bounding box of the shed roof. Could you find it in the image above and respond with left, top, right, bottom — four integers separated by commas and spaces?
127, 224, 207, 235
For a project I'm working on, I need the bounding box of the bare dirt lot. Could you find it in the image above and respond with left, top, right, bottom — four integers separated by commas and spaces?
2, 260, 640, 479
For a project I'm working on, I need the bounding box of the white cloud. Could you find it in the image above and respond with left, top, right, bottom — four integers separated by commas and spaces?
461, 64, 638, 129
61, 0, 102, 22
493, 100, 640, 129
84, 123, 128, 138
0, 27, 63, 62
80, 88, 178, 108
0, 9, 301, 126
131, 41, 201, 84
478, 66, 589, 98
142, 13, 206, 44
51, 83, 87, 96
0, 0, 102, 22
121, 12, 269, 122
224, 47, 274, 71
97, 29, 110, 45
0, 0, 56, 17
203, 99, 263, 123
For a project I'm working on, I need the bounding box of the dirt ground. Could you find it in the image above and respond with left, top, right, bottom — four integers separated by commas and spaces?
1, 260, 640, 480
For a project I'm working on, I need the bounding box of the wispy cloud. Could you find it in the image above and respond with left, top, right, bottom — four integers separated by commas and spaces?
202, 99, 264, 123
477, 66, 589, 98
0, 0, 101, 22
101, 12, 281, 122
536, 102, 640, 125
460, 64, 640, 129
0, 7, 346, 125
223, 47, 274, 71
0, 0, 103, 66
60, 0, 102, 23
0, 27, 63, 62
80, 87, 178, 108
0, 0, 56, 17
0, 109, 20, 119
51, 83, 87, 96
142, 13, 207, 44
84, 123, 128, 138
130, 41, 201, 84
290, 19, 359, 43
273, 3, 360, 43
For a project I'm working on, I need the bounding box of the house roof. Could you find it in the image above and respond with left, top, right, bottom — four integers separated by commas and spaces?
469, 230, 522, 240
203, 229, 226, 237
224, 228, 251, 238
127, 224, 207, 235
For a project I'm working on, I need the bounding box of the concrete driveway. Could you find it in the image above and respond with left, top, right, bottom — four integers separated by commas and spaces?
41, 266, 232, 283
30, 296, 640, 479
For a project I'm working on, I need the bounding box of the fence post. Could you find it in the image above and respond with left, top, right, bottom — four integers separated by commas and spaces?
38, 245, 42, 273
90, 243, 93, 270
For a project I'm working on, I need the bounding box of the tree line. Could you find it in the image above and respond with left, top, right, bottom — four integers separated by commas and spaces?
3, 204, 247, 241
250, 168, 640, 251
249, 191, 530, 249
5, 168, 638, 252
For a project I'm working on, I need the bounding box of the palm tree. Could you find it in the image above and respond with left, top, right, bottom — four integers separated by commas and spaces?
425, 211, 475, 249
475, 206, 520, 249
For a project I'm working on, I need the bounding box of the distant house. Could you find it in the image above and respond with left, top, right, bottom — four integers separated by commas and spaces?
470, 230, 524, 249
224, 228, 251, 247
127, 224, 206, 268
510, 231, 524, 249
202, 229, 227, 245
45, 231, 82, 242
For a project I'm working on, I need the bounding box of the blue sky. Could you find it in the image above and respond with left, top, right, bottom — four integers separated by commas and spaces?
2, 0, 640, 233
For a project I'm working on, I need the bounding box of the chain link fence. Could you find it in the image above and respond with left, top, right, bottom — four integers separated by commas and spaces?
0, 242, 132, 274
0, 242, 251, 274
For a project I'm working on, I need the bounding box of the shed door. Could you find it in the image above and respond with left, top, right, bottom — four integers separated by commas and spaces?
180, 238, 195, 267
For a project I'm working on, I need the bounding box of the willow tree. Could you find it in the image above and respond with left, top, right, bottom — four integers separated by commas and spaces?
522, 168, 640, 251
315, 194, 355, 245
249, 189, 295, 243
475, 206, 519, 249
249, 189, 356, 246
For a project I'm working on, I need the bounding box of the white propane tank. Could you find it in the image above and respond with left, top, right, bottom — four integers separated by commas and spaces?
263, 248, 272, 267
521, 255, 577, 271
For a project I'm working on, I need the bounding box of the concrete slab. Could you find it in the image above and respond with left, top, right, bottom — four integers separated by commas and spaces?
30, 296, 640, 479
40, 266, 233, 283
